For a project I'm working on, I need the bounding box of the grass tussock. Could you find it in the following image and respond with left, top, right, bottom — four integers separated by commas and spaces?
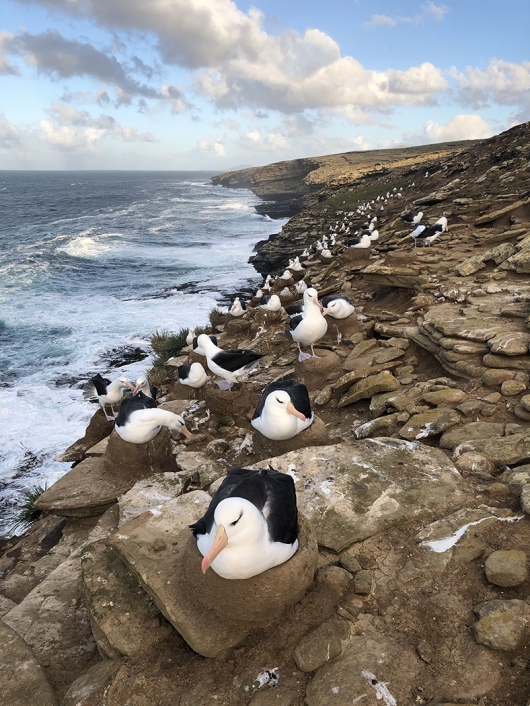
215, 413, 234, 431
10, 485, 47, 533
147, 356, 175, 386
150, 328, 189, 361
209, 308, 225, 327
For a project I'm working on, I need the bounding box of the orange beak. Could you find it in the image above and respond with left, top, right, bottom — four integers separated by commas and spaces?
287, 401, 306, 422
322, 307, 331, 316
126, 381, 136, 391
314, 296, 323, 310
201, 525, 228, 574
132, 383, 141, 394
181, 426, 193, 439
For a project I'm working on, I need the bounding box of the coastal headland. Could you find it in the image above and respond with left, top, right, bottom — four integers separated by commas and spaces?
2, 122, 530, 706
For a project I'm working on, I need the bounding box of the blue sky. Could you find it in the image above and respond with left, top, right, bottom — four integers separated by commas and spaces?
1, 0, 529, 169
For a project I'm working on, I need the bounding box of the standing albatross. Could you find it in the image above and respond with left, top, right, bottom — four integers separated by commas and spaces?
190, 467, 298, 579
82, 373, 134, 421
197, 333, 265, 390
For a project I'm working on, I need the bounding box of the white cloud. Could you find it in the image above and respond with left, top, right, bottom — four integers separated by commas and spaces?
451, 59, 530, 120
197, 136, 226, 155
238, 130, 289, 151
364, 2, 448, 29
38, 103, 157, 150
0, 114, 22, 147
403, 114, 492, 145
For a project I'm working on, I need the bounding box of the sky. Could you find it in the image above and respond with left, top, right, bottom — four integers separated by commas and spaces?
1, 0, 529, 170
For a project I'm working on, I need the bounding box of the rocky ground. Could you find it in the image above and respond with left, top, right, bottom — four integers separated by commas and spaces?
2, 122, 530, 706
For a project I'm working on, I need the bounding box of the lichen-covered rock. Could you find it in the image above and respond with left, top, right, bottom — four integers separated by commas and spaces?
399, 407, 461, 440
249, 440, 462, 552
453, 431, 530, 466
338, 371, 400, 407
501, 379, 527, 396
61, 660, 120, 706
455, 452, 496, 476
484, 550, 527, 587
422, 389, 466, 405
292, 619, 346, 672
474, 599, 530, 651
439, 422, 504, 450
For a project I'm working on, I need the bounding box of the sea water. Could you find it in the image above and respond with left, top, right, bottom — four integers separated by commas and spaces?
0, 170, 286, 535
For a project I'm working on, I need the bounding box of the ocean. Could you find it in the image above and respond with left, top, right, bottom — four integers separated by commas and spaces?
0, 170, 286, 536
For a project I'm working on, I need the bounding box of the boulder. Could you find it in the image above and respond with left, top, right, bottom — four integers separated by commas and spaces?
439, 422, 504, 450
292, 619, 347, 672
482, 369, 516, 387
488, 331, 530, 357
0, 619, 57, 706
203, 386, 254, 417
474, 599, 530, 651
501, 379, 527, 396
248, 440, 463, 553
399, 407, 461, 441
249, 687, 297, 706
453, 431, 530, 467
422, 389, 466, 405
294, 350, 342, 392
81, 541, 166, 658
332, 360, 402, 393
338, 371, 400, 407
61, 660, 120, 706
455, 452, 496, 476
54, 408, 113, 463
354, 413, 402, 439
3, 557, 97, 698
118, 472, 190, 526
305, 633, 420, 706
35, 429, 174, 517
484, 550, 527, 587
252, 416, 331, 462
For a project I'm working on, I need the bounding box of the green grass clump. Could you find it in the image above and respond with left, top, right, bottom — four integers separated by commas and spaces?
147, 356, 174, 386
209, 308, 225, 327
215, 414, 233, 431
10, 485, 47, 533
150, 328, 189, 361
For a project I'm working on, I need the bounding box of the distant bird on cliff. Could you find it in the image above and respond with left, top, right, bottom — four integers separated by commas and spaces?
193, 334, 218, 356
197, 333, 265, 390
186, 328, 196, 346
251, 380, 313, 441
82, 374, 133, 421
287, 287, 328, 361
295, 280, 308, 294
345, 232, 371, 249
321, 294, 355, 319
178, 362, 210, 388
115, 392, 192, 444
229, 297, 246, 317
410, 217, 448, 247
259, 294, 282, 312
400, 211, 423, 225
190, 466, 298, 579
321, 248, 332, 258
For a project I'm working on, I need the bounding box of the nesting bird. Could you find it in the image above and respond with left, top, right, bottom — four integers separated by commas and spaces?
229, 297, 246, 317
321, 294, 355, 319
177, 362, 210, 388
197, 333, 264, 390
259, 294, 282, 312
82, 373, 133, 421
115, 392, 192, 444
190, 467, 298, 579
251, 380, 313, 440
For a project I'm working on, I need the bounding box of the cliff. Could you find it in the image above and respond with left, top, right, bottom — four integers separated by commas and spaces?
212, 140, 480, 217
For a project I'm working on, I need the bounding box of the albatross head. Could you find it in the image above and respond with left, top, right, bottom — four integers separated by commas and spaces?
265, 389, 307, 422
201, 497, 265, 574
132, 377, 149, 395
166, 411, 192, 439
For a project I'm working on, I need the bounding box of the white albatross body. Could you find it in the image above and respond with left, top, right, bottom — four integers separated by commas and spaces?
178, 362, 210, 388
115, 395, 192, 444
197, 333, 264, 389
288, 287, 328, 361
251, 382, 313, 440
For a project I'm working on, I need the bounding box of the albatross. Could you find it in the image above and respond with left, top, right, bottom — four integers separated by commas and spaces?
197, 333, 265, 390
115, 392, 192, 443
287, 287, 328, 361
190, 466, 298, 579
321, 294, 355, 319
177, 362, 210, 388
82, 373, 134, 421
251, 380, 313, 440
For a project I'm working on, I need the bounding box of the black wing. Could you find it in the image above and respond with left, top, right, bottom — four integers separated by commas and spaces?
345, 237, 360, 247
190, 467, 298, 544
252, 380, 311, 421
322, 295, 352, 307
285, 303, 303, 317
116, 391, 157, 426
287, 314, 303, 332
212, 349, 264, 372
178, 364, 191, 380
92, 373, 109, 396
400, 214, 414, 223
259, 295, 272, 306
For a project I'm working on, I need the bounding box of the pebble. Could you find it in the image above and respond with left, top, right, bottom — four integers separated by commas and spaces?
416, 639, 433, 663
339, 555, 362, 574
353, 570, 373, 595
455, 452, 496, 476
206, 438, 229, 455
314, 385, 333, 406
485, 550, 527, 587
474, 599, 530, 651
292, 619, 344, 672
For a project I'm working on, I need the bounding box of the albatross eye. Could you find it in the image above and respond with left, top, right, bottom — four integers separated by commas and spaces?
275, 397, 285, 404
230, 514, 243, 526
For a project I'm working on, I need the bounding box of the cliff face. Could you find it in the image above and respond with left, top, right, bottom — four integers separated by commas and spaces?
212, 140, 480, 218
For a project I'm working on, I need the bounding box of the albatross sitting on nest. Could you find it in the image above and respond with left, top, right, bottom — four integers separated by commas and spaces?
115, 392, 192, 443
190, 466, 298, 579
251, 380, 313, 440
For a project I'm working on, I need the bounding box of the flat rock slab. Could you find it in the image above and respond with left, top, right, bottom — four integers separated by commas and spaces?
338, 371, 400, 407
3, 557, 97, 699
109, 492, 317, 657
54, 409, 114, 463
62, 660, 120, 706
440, 422, 504, 450
0, 619, 57, 706
249, 440, 463, 553
399, 407, 461, 441
305, 632, 420, 706
474, 599, 530, 651
454, 431, 530, 466
118, 472, 190, 527
35, 429, 174, 516
81, 541, 165, 658
252, 416, 331, 462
